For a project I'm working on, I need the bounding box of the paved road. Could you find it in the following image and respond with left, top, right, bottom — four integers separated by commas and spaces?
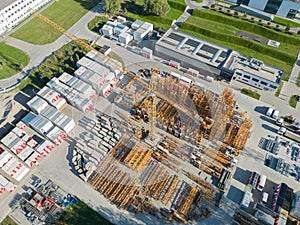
0, 2, 104, 91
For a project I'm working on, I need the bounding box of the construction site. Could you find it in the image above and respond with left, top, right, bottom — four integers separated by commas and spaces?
77, 67, 253, 223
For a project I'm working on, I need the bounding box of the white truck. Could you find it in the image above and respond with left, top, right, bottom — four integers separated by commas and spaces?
272, 110, 279, 119
266, 107, 274, 117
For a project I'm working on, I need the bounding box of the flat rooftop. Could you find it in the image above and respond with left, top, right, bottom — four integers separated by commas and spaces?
156, 29, 230, 68
0, 0, 16, 10
225, 53, 282, 83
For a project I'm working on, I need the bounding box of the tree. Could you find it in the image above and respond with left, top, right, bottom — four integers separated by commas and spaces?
285, 25, 290, 33
104, 0, 120, 14
144, 0, 170, 16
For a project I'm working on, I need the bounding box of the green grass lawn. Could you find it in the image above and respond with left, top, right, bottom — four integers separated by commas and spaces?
241, 88, 261, 100
11, 0, 99, 44
55, 201, 112, 225
0, 42, 29, 79
122, 0, 186, 30
195, 0, 203, 2
289, 95, 298, 108
88, 16, 109, 34
0, 216, 17, 225
273, 17, 300, 28
180, 9, 300, 80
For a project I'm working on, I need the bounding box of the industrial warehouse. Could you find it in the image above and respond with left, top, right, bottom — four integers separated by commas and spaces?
154, 29, 284, 90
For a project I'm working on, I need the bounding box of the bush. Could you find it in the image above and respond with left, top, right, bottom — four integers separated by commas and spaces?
289, 95, 298, 108
241, 88, 261, 100
19, 41, 88, 90
284, 115, 294, 123
192, 9, 300, 45
181, 22, 296, 64
88, 16, 109, 33
168, 0, 186, 11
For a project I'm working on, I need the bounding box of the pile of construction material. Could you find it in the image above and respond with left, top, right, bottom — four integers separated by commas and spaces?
47, 77, 93, 112
75, 56, 118, 97
58, 72, 96, 99
37, 86, 67, 110
0, 173, 17, 195
27, 96, 76, 134
0, 145, 30, 182
72, 145, 97, 182
259, 136, 280, 155
1, 128, 41, 168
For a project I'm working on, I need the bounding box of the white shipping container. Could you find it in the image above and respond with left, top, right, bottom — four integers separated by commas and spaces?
2, 158, 18, 174
37, 86, 66, 110
133, 28, 147, 41
27, 96, 48, 114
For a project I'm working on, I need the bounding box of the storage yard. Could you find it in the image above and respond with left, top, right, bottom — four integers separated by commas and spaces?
0, 45, 255, 223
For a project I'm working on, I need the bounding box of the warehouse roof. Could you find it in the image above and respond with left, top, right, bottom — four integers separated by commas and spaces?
223, 52, 283, 83
0, 0, 16, 10
156, 29, 230, 68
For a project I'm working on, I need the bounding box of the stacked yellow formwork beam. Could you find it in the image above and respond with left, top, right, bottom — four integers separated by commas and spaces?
233, 118, 252, 150
179, 187, 198, 216
110, 176, 131, 202
162, 176, 179, 205
153, 174, 172, 200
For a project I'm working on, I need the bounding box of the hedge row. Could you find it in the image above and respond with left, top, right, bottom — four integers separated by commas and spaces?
192, 9, 300, 45
168, 0, 186, 11
181, 22, 296, 64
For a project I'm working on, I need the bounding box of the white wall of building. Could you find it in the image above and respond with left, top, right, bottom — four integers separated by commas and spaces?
233, 69, 279, 90
0, 0, 51, 35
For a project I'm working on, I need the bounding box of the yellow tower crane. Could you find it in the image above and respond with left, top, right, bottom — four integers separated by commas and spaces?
29, 8, 201, 141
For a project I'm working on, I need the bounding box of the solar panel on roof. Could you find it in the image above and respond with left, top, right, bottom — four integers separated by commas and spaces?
186, 39, 199, 48
201, 44, 218, 54
167, 33, 185, 42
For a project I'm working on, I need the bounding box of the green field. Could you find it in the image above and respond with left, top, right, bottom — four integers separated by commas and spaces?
0, 43, 29, 79
55, 201, 113, 225
0, 216, 17, 225
88, 16, 109, 33
123, 0, 186, 30
18, 41, 87, 91
11, 0, 99, 44
241, 88, 261, 100
273, 17, 300, 28
180, 9, 300, 80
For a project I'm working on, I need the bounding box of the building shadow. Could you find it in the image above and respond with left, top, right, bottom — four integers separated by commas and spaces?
233, 167, 251, 185
227, 185, 244, 205
261, 124, 278, 133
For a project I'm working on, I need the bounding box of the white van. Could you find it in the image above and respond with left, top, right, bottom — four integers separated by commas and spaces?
257, 175, 266, 191
261, 192, 269, 204
272, 110, 280, 119
266, 107, 274, 117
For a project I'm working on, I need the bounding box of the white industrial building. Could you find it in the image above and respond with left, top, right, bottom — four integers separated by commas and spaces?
155, 29, 284, 90
0, 0, 51, 35
222, 52, 283, 90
